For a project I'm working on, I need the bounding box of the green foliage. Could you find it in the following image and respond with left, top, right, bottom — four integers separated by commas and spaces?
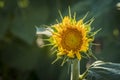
87, 61, 120, 80
0, 0, 120, 80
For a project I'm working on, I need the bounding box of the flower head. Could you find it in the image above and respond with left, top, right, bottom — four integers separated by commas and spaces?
47, 10, 100, 64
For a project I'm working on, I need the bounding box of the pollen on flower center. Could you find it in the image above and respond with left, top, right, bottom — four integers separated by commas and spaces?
61, 28, 83, 51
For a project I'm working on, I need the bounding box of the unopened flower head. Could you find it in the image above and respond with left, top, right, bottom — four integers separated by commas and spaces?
47, 9, 100, 64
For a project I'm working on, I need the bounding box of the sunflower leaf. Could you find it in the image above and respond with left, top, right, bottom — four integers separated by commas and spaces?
87, 61, 120, 80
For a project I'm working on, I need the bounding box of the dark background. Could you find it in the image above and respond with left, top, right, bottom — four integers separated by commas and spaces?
0, 0, 120, 80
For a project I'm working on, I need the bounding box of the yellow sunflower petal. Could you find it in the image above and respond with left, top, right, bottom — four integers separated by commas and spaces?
67, 51, 75, 58
76, 52, 81, 60
63, 16, 71, 25
57, 52, 65, 56
77, 20, 83, 26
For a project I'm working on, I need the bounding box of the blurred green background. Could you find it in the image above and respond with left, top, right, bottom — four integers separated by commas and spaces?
0, 0, 120, 80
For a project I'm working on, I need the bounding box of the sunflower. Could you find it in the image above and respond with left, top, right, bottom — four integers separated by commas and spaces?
47, 11, 100, 64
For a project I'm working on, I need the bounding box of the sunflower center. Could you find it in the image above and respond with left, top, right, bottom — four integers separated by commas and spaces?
61, 28, 83, 51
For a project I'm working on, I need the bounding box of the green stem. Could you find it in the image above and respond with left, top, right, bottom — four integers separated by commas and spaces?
70, 59, 80, 80
79, 69, 89, 80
